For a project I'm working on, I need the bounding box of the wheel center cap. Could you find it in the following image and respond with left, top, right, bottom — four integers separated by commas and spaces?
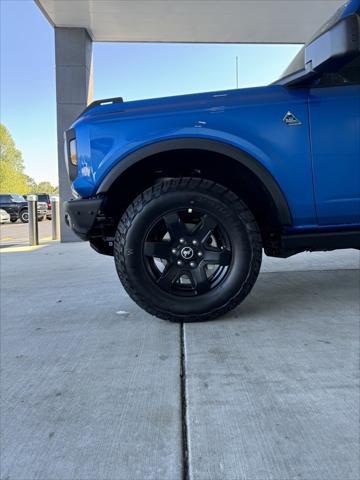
180, 246, 194, 260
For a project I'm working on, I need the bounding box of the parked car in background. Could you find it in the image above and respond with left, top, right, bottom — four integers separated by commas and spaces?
0, 194, 47, 223
24, 193, 52, 219
38, 194, 52, 219
0, 208, 10, 223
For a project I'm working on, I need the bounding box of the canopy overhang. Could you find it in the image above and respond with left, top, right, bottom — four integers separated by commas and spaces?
36, 0, 344, 44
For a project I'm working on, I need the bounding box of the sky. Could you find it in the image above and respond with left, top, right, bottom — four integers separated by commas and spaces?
0, 0, 302, 186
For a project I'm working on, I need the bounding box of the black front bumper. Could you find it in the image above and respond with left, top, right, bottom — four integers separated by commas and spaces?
64, 197, 104, 241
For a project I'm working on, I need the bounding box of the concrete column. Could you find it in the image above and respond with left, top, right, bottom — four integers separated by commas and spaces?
55, 27, 93, 242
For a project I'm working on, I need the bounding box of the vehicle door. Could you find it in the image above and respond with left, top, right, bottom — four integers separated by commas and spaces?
308, 55, 360, 225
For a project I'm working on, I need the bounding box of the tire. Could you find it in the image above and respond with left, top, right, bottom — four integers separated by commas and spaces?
114, 178, 262, 322
10, 217, 18, 223
20, 210, 29, 223
38, 216, 44, 222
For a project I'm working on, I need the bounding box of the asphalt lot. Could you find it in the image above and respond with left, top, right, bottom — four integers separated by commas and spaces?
1, 242, 359, 480
0, 219, 53, 248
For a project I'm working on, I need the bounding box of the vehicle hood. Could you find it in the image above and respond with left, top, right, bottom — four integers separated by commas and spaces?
75, 84, 287, 123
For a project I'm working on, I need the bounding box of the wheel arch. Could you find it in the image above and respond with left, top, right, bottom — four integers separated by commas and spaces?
98, 138, 292, 230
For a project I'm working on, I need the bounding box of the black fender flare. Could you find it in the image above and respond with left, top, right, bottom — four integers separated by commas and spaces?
96, 138, 292, 226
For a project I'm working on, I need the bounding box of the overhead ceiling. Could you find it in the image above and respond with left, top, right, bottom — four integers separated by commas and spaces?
36, 0, 344, 44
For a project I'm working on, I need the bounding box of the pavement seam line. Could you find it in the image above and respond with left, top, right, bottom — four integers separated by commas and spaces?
260, 267, 359, 274
180, 322, 190, 480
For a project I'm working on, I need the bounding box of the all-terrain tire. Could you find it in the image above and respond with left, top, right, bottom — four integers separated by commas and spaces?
114, 178, 262, 322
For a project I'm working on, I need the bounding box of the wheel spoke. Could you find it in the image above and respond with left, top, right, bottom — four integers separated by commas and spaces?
163, 212, 187, 240
157, 264, 181, 291
144, 208, 231, 297
144, 241, 172, 259
191, 265, 210, 295
203, 247, 231, 266
193, 214, 218, 243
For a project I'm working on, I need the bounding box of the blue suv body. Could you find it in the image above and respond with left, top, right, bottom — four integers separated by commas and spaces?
65, 0, 360, 321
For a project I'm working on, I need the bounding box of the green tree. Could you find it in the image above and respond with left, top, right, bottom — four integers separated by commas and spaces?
35, 181, 59, 195
0, 124, 25, 171
0, 124, 36, 195
25, 175, 38, 193
0, 160, 28, 193
0, 124, 58, 196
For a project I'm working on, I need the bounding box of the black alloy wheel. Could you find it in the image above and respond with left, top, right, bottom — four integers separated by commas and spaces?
143, 208, 232, 297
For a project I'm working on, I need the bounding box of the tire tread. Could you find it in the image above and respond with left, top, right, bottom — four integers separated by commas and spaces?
114, 177, 262, 322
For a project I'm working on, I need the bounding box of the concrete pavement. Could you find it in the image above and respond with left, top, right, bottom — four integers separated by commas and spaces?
0, 219, 52, 248
1, 243, 359, 480
1, 243, 182, 480
185, 266, 359, 480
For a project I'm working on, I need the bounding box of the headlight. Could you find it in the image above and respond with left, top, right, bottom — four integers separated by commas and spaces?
69, 139, 78, 166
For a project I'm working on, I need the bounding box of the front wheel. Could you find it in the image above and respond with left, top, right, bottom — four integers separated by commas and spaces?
20, 210, 29, 223
114, 178, 262, 322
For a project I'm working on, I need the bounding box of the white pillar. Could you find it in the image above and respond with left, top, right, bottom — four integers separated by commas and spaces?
55, 27, 93, 241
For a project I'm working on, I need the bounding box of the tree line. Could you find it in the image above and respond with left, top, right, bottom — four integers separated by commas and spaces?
0, 124, 58, 195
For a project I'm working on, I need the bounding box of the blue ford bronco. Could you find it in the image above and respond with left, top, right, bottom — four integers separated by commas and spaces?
65, 0, 360, 322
